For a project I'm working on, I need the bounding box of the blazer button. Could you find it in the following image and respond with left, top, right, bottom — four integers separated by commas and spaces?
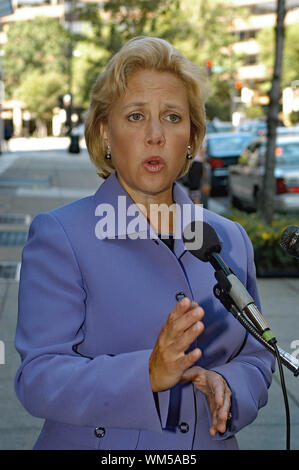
178, 422, 189, 433
175, 292, 186, 302
94, 426, 106, 438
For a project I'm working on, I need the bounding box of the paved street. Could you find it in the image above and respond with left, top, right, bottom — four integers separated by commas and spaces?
0, 137, 298, 450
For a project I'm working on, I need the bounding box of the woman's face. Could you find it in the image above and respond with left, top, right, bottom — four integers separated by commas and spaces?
101, 69, 191, 205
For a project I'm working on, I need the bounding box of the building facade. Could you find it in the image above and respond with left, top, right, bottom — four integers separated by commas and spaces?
230, 0, 299, 114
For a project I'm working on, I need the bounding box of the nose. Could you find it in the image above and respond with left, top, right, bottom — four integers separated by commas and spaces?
145, 118, 165, 146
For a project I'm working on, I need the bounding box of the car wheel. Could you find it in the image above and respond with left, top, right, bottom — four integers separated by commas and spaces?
228, 184, 242, 209
253, 186, 260, 212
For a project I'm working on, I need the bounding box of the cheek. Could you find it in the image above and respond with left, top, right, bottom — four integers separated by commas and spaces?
171, 130, 190, 157
110, 127, 136, 156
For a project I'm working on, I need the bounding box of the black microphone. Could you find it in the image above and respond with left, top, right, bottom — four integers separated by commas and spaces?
280, 225, 299, 259
183, 221, 276, 344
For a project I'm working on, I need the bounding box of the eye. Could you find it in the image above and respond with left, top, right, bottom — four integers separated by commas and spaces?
166, 113, 181, 123
128, 112, 143, 122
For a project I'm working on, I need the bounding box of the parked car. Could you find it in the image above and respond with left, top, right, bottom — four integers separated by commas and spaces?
228, 135, 299, 212
207, 119, 233, 134
206, 132, 255, 192
277, 126, 299, 135
236, 119, 267, 136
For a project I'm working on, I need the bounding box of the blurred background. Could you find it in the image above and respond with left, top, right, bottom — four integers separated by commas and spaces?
1, 0, 299, 141
0, 0, 299, 451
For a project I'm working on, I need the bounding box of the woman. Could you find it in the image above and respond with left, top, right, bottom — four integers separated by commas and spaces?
15, 36, 274, 450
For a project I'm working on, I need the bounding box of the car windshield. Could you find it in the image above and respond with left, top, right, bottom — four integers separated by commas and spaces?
209, 135, 253, 154
260, 142, 299, 165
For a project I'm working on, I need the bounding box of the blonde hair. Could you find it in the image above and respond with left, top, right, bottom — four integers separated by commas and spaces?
85, 36, 209, 179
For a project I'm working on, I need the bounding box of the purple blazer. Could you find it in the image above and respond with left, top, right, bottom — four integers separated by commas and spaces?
15, 172, 274, 450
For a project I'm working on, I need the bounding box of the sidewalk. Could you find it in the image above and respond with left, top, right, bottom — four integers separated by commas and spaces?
0, 138, 298, 450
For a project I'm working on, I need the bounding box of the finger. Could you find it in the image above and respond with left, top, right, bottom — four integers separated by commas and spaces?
172, 318, 204, 353
168, 305, 204, 340
182, 347, 202, 369
178, 305, 204, 333
169, 298, 201, 323
156, 298, 192, 345
164, 305, 204, 349
210, 388, 231, 435
169, 297, 192, 321
213, 379, 226, 409
180, 365, 202, 383
175, 348, 202, 377
216, 389, 232, 430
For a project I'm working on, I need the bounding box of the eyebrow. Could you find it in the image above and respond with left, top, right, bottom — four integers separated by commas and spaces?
122, 102, 186, 112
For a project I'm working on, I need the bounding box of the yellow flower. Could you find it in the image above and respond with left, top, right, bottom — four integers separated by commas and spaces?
261, 232, 271, 240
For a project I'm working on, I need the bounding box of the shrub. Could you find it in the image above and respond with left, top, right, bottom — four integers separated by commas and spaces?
224, 209, 299, 276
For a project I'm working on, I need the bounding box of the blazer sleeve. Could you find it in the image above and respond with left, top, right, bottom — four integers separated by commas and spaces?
15, 212, 166, 432
207, 222, 275, 440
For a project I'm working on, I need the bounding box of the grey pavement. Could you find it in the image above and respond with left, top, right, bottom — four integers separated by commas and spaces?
0, 137, 298, 450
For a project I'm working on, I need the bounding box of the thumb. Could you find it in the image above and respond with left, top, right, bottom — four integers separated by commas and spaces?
180, 365, 202, 383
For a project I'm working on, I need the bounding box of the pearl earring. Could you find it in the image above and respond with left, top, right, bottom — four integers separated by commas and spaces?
186, 145, 193, 160
105, 144, 111, 160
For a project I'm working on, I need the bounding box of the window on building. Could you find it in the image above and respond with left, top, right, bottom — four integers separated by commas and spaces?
244, 54, 259, 65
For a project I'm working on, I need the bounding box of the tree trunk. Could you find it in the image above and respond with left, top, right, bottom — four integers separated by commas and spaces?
259, 0, 286, 224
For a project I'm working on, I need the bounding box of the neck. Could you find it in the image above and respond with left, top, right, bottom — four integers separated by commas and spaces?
117, 175, 176, 234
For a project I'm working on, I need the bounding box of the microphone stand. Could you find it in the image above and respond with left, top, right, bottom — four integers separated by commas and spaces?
212, 269, 299, 376
212, 268, 298, 451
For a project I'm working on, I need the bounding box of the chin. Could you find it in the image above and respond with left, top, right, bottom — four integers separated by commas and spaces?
139, 176, 174, 195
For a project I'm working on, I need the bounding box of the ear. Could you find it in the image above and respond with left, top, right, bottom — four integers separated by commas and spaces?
99, 121, 109, 142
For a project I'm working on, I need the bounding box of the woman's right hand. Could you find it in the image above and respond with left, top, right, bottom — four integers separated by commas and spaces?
149, 297, 204, 393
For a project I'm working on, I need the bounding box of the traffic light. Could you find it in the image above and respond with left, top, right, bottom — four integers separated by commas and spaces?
234, 81, 242, 90
205, 60, 213, 76
234, 81, 242, 97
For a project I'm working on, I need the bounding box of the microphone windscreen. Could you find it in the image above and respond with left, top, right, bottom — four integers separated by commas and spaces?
183, 221, 221, 261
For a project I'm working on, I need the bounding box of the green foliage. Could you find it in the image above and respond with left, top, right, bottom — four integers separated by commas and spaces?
290, 110, 299, 124
16, 70, 67, 122
3, 16, 71, 99
245, 105, 265, 119
257, 23, 299, 89
71, 41, 110, 108
3, 17, 70, 98
75, 0, 247, 117
205, 78, 232, 121
224, 209, 299, 276
2, 1, 249, 125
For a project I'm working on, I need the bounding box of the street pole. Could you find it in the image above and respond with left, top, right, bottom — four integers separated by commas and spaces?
0, 1, 13, 154
0, 54, 3, 155
259, 0, 286, 223
64, 0, 74, 134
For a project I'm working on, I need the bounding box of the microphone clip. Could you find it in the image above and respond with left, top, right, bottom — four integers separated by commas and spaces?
213, 270, 236, 314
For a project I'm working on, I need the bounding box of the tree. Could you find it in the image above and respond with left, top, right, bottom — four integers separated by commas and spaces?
257, 21, 299, 90
2, 16, 71, 99
75, 0, 247, 112
16, 70, 67, 135
259, 0, 287, 224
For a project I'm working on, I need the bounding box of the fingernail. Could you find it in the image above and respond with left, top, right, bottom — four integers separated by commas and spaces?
180, 297, 188, 307
191, 301, 198, 308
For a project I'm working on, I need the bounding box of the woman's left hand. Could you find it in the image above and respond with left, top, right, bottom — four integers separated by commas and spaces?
181, 366, 232, 436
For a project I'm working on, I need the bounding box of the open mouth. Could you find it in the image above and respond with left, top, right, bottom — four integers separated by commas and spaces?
143, 156, 165, 173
